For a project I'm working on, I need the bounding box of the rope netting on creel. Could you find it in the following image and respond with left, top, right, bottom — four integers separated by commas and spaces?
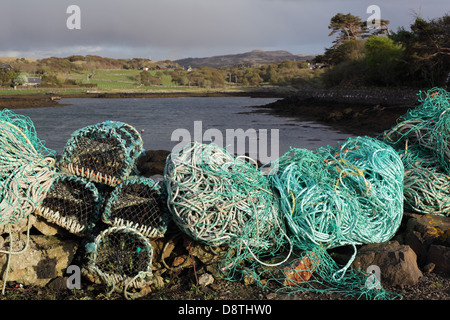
34, 173, 102, 236
82, 226, 154, 300
103, 176, 170, 239
164, 141, 292, 280
381, 87, 450, 216
58, 121, 144, 187
258, 136, 404, 299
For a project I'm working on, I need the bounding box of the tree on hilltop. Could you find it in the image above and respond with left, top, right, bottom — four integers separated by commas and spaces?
328, 13, 368, 46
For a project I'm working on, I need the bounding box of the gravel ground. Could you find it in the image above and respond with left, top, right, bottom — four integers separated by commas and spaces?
1, 268, 448, 301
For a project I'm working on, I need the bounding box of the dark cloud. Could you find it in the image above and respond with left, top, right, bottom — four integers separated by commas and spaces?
0, 0, 447, 60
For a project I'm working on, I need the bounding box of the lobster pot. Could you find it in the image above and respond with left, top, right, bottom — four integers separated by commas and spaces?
58, 121, 144, 187
84, 226, 154, 296
103, 177, 169, 238
34, 174, 101, 236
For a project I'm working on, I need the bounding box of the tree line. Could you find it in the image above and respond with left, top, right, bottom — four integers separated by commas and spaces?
315, 12, 450, 88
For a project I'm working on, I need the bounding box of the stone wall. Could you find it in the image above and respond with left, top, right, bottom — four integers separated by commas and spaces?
288, 88, 420, 106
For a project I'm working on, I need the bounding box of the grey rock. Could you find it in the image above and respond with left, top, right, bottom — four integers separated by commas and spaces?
0, 235, 78, 287
0, 215, 36, 236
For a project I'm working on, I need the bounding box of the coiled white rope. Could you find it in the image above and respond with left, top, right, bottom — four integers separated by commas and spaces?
0, 115, 58, 294
165, 142, 293, 276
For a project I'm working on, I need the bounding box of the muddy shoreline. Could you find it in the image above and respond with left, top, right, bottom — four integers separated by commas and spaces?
0, 90, 285, 110
250, 87, 420, 137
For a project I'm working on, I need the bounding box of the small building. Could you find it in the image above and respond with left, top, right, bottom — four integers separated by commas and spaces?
156, 64, 178, 70
24, 77, 42, 87
308, 63, 327, 70
0, 64, 14, 71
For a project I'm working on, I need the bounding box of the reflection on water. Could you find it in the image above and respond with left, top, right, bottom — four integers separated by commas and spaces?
12, 97, 353, 162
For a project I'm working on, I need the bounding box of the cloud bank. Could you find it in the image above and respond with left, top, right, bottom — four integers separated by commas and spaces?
0, 0, 446, 60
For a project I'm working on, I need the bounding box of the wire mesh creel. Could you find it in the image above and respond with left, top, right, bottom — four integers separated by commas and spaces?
34, 173, 102, 236
83, 226, 154, 299
58, 121, 144, 187
103, 176, 170, 238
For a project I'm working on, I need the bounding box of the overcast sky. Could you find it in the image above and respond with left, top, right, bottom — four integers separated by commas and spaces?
0, 0, 447, 61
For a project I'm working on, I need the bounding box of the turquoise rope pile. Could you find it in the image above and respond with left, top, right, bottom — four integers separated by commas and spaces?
270, 136, 404, 249
0, 109, 60, 295
256, 136, 404, 299
382, 87, 450, 216
163, 138, 404, 299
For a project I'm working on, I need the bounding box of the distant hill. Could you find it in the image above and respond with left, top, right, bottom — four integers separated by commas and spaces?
174, 50, 317, 68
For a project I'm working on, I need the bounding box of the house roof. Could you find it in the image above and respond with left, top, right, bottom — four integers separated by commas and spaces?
156, 64, 178, 69
0, 64, 13, 70
27, 77, 42, 83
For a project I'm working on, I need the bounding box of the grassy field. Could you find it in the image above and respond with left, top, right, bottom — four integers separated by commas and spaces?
66, 69, 175, 89
0, 84, 277, 96
0, 68, 285, 96
0, 68, 171, 94
0, 67, 294, 98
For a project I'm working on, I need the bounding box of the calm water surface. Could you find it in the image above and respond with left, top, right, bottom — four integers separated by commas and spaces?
13, 97, 352, 162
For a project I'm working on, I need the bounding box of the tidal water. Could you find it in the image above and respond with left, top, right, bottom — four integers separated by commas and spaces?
13, 96, 352, 163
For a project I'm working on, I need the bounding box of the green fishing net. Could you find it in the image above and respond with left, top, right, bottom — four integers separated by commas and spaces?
164, 139, 404, 299
0, 109, 60, 295
0, 109, 58, 226
271, 136, 404, 249
382, 87, 450, 216
257, 136, 404, 299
